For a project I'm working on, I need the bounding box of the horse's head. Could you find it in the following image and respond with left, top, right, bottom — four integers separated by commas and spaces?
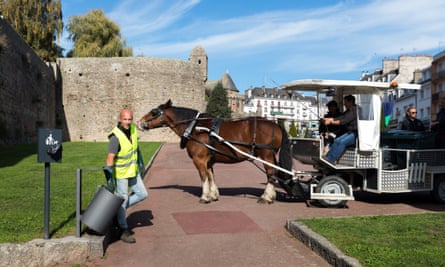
137, 99, 173, 131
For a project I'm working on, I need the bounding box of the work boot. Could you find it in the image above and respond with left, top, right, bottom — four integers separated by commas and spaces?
120, 229, 136, 243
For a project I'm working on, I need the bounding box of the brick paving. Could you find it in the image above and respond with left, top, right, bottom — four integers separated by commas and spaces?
90, 143, 445, 267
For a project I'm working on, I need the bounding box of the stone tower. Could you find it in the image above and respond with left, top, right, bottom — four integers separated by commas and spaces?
189, 45, 208, 83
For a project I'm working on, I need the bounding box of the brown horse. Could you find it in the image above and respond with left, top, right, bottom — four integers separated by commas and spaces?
138, 100, 303, 204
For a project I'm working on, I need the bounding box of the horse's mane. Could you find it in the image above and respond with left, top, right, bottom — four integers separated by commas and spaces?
172, 106, 200, 121
161, 102, 274, 124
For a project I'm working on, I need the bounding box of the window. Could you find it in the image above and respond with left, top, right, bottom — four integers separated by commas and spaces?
357, 94, 374, 120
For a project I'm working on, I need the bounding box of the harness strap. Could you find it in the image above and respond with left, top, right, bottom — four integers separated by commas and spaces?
185, 118, 279, 162
227, 140, 276, 151
180, 112, 201, 149
251, 117, 257, 155
188, 135, 239, 160
209, 118, 228, 163
211, 118, 223, 134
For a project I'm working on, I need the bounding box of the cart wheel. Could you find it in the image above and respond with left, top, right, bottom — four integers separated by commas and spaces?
432, 176, 445, 204
315, 176, 350, 208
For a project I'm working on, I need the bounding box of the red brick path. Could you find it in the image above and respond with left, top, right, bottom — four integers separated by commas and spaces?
91, 143, 445, 267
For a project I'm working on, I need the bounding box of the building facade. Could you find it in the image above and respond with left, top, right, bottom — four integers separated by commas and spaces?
360, 55, 432, 128
243, 87, 320, 134
431, 50, 445, 126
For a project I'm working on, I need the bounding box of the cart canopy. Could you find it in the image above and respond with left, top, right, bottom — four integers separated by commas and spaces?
281, 79, 421, 151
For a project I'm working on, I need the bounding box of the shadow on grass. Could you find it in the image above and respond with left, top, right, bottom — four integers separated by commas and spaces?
49, 211, 77, 238
0, 143, 37, 167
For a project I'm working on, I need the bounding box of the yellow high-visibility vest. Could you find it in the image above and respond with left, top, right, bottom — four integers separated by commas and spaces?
109, 124, 138, 179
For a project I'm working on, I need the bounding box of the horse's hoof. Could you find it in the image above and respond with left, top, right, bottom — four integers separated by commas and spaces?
257, 198, 273, 204
199, 199, 211, 204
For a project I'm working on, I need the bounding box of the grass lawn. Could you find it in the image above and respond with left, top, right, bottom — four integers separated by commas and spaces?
0, 141, 161, 243
300, 213, 445, 267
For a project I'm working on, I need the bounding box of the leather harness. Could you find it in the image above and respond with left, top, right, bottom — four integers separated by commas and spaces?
180, 116, 278, 164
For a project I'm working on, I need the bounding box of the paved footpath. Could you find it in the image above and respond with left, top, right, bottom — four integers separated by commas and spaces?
90, 143, 445, 267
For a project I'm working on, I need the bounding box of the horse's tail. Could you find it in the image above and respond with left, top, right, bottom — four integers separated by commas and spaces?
278, 124, 292, 181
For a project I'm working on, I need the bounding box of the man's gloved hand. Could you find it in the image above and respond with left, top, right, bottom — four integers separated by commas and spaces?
137, 149, 145, 178
103, 166, 114, 191
103, 166, 113, 180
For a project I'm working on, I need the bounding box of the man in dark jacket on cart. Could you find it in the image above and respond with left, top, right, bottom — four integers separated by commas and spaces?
399, 107, 425, 132
319, 100, 344, 150
321, 95, 357, 164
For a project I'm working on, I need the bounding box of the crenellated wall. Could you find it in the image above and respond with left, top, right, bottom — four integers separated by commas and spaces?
57, 57, 206, 142
0, 17, 207, 146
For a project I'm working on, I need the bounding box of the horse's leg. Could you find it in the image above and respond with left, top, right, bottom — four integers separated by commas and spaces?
258, 152, 278, 204
192, 157, 213, 203
207, 167, 219, 201
258, 167, 277, 204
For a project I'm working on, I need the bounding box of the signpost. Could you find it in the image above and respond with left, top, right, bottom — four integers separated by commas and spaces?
37, 128, 62, 239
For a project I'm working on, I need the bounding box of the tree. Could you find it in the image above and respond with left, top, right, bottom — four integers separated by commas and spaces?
206, 82, 231, 118
0, 0, 64, 61
288, 121, 298, 137
304, 127, 311, 138
66, 9, 132, 57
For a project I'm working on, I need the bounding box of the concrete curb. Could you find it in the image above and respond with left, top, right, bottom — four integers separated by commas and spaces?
0, 235, 104, 267
286, 220, 363, 267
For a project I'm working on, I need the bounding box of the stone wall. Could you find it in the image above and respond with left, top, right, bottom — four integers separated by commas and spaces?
0, 17, 207, 146
58, 57, 206, 142
0, 18, 57, 147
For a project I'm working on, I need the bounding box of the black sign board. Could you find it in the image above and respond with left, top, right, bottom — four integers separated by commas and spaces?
38, 128, 62, 163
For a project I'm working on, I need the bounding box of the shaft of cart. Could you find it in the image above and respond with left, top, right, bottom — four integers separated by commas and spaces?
195, 126, 296, 177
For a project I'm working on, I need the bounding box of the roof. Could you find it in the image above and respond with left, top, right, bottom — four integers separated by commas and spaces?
205, 72, 239, 92
248, 86, 317, 103
221, 72, 238, 92
281, 79, 421, 94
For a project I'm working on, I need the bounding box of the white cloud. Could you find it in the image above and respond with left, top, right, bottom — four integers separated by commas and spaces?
61, 0, 445, 89
109, 0, 201, 38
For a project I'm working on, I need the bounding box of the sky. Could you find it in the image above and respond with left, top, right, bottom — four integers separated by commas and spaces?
61, 0, 445, 93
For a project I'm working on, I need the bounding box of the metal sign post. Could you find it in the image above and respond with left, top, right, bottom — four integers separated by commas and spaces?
37, 128, 62, 239
44, 162, 50, 239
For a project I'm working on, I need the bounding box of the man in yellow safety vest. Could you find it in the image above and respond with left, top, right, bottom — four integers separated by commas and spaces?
104, 109, 148, 243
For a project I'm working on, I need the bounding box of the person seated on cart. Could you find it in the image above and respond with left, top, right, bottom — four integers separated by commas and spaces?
398, 107, 425, 131
321, 95, 357, 164
319, 100, 345, 148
